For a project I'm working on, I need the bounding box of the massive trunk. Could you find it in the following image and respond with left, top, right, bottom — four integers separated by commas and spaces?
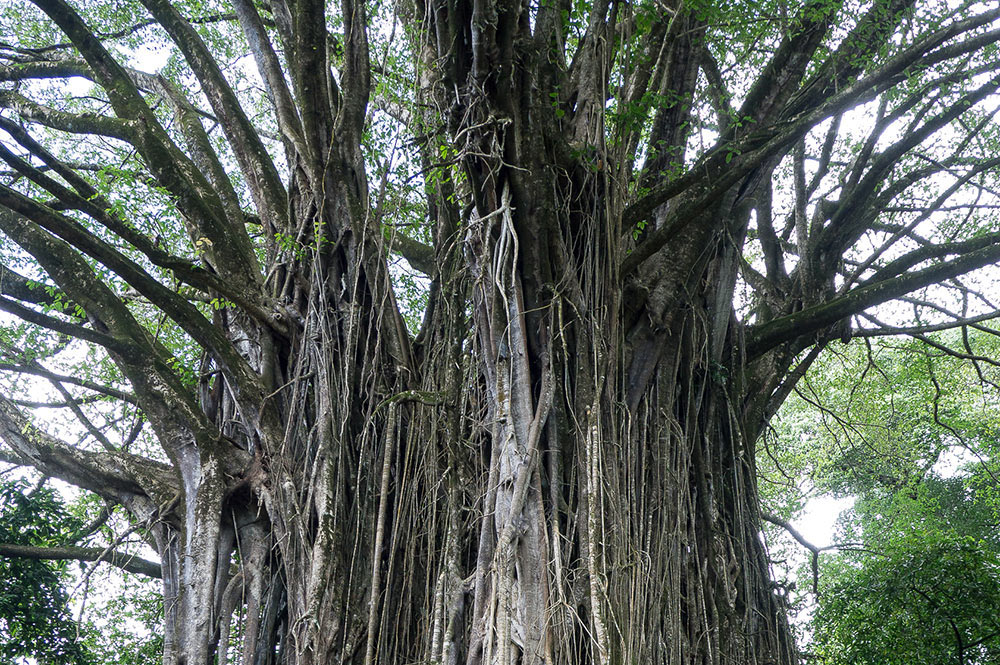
150, 7, 799, 662
180, 147, 797, 664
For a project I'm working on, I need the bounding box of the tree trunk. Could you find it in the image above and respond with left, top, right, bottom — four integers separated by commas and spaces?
157, 9, 799, 658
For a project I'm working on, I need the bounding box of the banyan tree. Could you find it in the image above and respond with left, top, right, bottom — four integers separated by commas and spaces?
1, 0, 1000, 662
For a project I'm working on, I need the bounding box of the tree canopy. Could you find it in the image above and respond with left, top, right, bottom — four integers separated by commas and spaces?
0, 0, 999, 663
761, 334, 1000, 663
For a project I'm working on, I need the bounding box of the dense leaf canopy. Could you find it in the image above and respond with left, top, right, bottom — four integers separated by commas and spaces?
762, 335, 1000, 662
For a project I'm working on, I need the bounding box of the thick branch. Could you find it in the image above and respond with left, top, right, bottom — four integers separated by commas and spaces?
0, 542, 161, 578
0, 263, 63, 306
387, 231, 435, 275
739, 0, 837, 124
139, 0, 289, 233
0, 188, 260, 390
747, 235, 1000, 358
287, 0, 338, 172
0, 119, 281, 334
28, 0, 265, 284
231, 0, 306, 155
622, 9, 1000, 273
0, 89, 133, 140
338, 0, 371, 138
0, 58, 90, 81
0, 394, 174, 501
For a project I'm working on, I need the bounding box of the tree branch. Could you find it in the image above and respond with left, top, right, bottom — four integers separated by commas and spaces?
139, 0, 289, 234
0, 57, 91, 81
821, 73, 1000, 255
747, 234, 1000, 358
386, 231, 435, 275
0, 394, 175, 502
0, 541, 161, 578
0, 294, 120, 350
622, 10, 1000, 273
29, 0, 266, 285
0, 12, 237, 55
0, 89, 133, 140
852, 310, 1000, 338
0, 263, 65, 307
0, 362, 138, 404
0, 119, 282, 335
0, 187, 261, 388
231, 0, 303, 149
761, 511, 865, 596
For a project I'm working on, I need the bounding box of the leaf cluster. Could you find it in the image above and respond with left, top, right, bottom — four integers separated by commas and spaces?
0, 478, 90, 665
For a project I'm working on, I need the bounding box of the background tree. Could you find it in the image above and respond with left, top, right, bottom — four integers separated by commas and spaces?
0, 478, 92, 665
0, 0, 1000, 664
0, 476, 162, 665
760, 334, 1000, 663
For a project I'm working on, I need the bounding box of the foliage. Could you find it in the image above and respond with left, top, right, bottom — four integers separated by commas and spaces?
0, 479, 90, 665
816, 514, 1000, 664
762, 334, 1000, 662
80, 578, 162, 665
762, 334, 1000, 504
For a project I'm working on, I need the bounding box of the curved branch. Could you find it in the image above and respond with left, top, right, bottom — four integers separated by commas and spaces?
0, 362, 137, 405
0, 294, 121, 350
0, 541, 161, 578
28, 0, 265, 284
0, 205, 253, 470
0, 263, 64, 307
0, 394, 175, 502
0, 119, 282, 335
747, 235, 1000, 358
761, 511, 865, 596
0, 89, 134, 140
387, 231, 435, 275
138, 0, 289, 233
761, 511, 824, 555
0, 187, 259, 388
622, 10, 1000, 273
